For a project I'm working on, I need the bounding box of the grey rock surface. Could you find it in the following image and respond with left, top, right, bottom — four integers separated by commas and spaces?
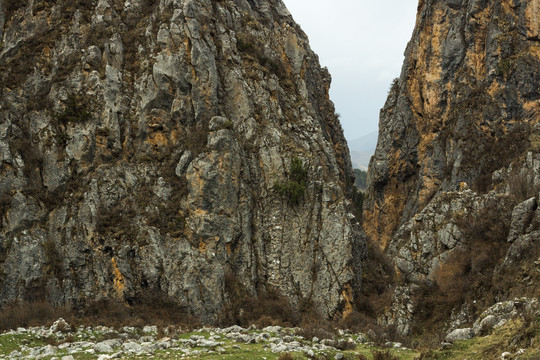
0, 0, 364, 321
445, 328, 474, 343
364, 0, 540, 336
507, 197, 537, 243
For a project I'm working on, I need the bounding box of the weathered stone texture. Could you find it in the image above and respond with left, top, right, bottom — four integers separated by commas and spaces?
0, 0, 363, 321
364, 0, 540, 250
365, 0, 540, 334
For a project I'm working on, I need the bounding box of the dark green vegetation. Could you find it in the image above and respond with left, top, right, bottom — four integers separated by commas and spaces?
351, 168, 367, 219
236, 33, 288, 81
354, 169, 367, 190
53, 93, 93, 125
274, 157, 309, 205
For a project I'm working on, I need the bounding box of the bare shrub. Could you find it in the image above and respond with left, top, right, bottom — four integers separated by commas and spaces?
349, 238, 397, 332
219, 273, 300, 328
297, 307, 335, 340
0, 301, 60, 331
0, 193, 12, 216
0, 288, 201, 331
508, 169, 539, 203
184, 123, 209, 157
278, 353, 294, 360
372, 350, 400, 360
78, 291, 200, 329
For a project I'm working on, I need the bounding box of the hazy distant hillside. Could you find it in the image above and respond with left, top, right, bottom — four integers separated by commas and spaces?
348, 131, 378, 170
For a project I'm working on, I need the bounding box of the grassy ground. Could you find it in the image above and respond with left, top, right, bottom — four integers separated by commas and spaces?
0, 315, 538, 360
0, 327, 418, 360
416, 315, 540, 360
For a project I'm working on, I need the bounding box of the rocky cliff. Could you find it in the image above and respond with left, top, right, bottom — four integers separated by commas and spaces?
0, 0, 363, 322
364, 0, 540, 335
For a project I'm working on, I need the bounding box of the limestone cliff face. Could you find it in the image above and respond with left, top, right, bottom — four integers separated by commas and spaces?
365, 0, 540, 249
364, 0, 540, 334
0, 0, 362, 321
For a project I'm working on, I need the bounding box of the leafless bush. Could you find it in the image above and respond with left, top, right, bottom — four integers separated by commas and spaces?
278, 353, 294, 360
219, 272, 300, 328
0, 301, 60, 331
508, 169, 539, 203
372, 350, 400, 360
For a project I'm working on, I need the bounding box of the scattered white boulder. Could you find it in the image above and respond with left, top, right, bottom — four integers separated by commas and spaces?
122, 341, 143, 353
142, 325, 157, 334
94, 341, 114, 353
445, 328, 475, 343
50, 318, 71, 333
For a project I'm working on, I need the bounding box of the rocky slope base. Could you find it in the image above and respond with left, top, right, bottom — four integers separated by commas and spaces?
1, 304, 539, 360
0, 319, 420, 360
363, 0, 540, 339
0, 0, 363, 321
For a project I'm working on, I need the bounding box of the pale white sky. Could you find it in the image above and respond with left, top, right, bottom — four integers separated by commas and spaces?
283, 0, 418, 141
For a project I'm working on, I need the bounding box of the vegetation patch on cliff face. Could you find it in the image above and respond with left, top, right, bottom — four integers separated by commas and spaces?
236, 32, 288, 81
274, 157, 308, 205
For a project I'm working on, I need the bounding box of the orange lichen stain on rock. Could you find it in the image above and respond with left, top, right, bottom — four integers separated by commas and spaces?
364, 148, 411, 250
198, 240, 206, 253
523, 101, 540, 119
465, 7, 490, 77
501, 0, 516, 14
341, 284, 354, 319
364, 190, 407, 251
408, 60, 442, 119
530, 44, 540, 60
226, 243, 232, 256
146, 132, 169, 147
409, 78, 425, 116
525, 0, 540, 38
170, 129, 181, 143
487, 81, 503, 97
111, 257, 125, 297
193, 208, 208, 217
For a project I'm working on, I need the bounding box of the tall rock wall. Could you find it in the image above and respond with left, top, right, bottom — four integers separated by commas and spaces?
0, 0, 363, 321
365, 0, 540, 249
364, 0, 540, 334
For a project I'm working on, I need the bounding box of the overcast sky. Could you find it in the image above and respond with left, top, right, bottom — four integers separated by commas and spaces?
282, 0, 418, 142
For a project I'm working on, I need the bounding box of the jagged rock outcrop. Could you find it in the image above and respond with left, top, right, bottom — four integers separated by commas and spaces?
0, 0, 363, 321
364, 0, 539, 334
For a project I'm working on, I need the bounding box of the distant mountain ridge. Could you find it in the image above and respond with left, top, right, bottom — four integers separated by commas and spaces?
348, 131, 378, 170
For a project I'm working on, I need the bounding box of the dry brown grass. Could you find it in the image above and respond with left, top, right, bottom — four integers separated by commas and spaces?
0, 301, 64, 331
277, 353, 294, 360
0, 290, 201, 332
508, 169, 540, 203
413, 203, 513, 337
219, 272, 300, 328
372, 350, 400, 360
